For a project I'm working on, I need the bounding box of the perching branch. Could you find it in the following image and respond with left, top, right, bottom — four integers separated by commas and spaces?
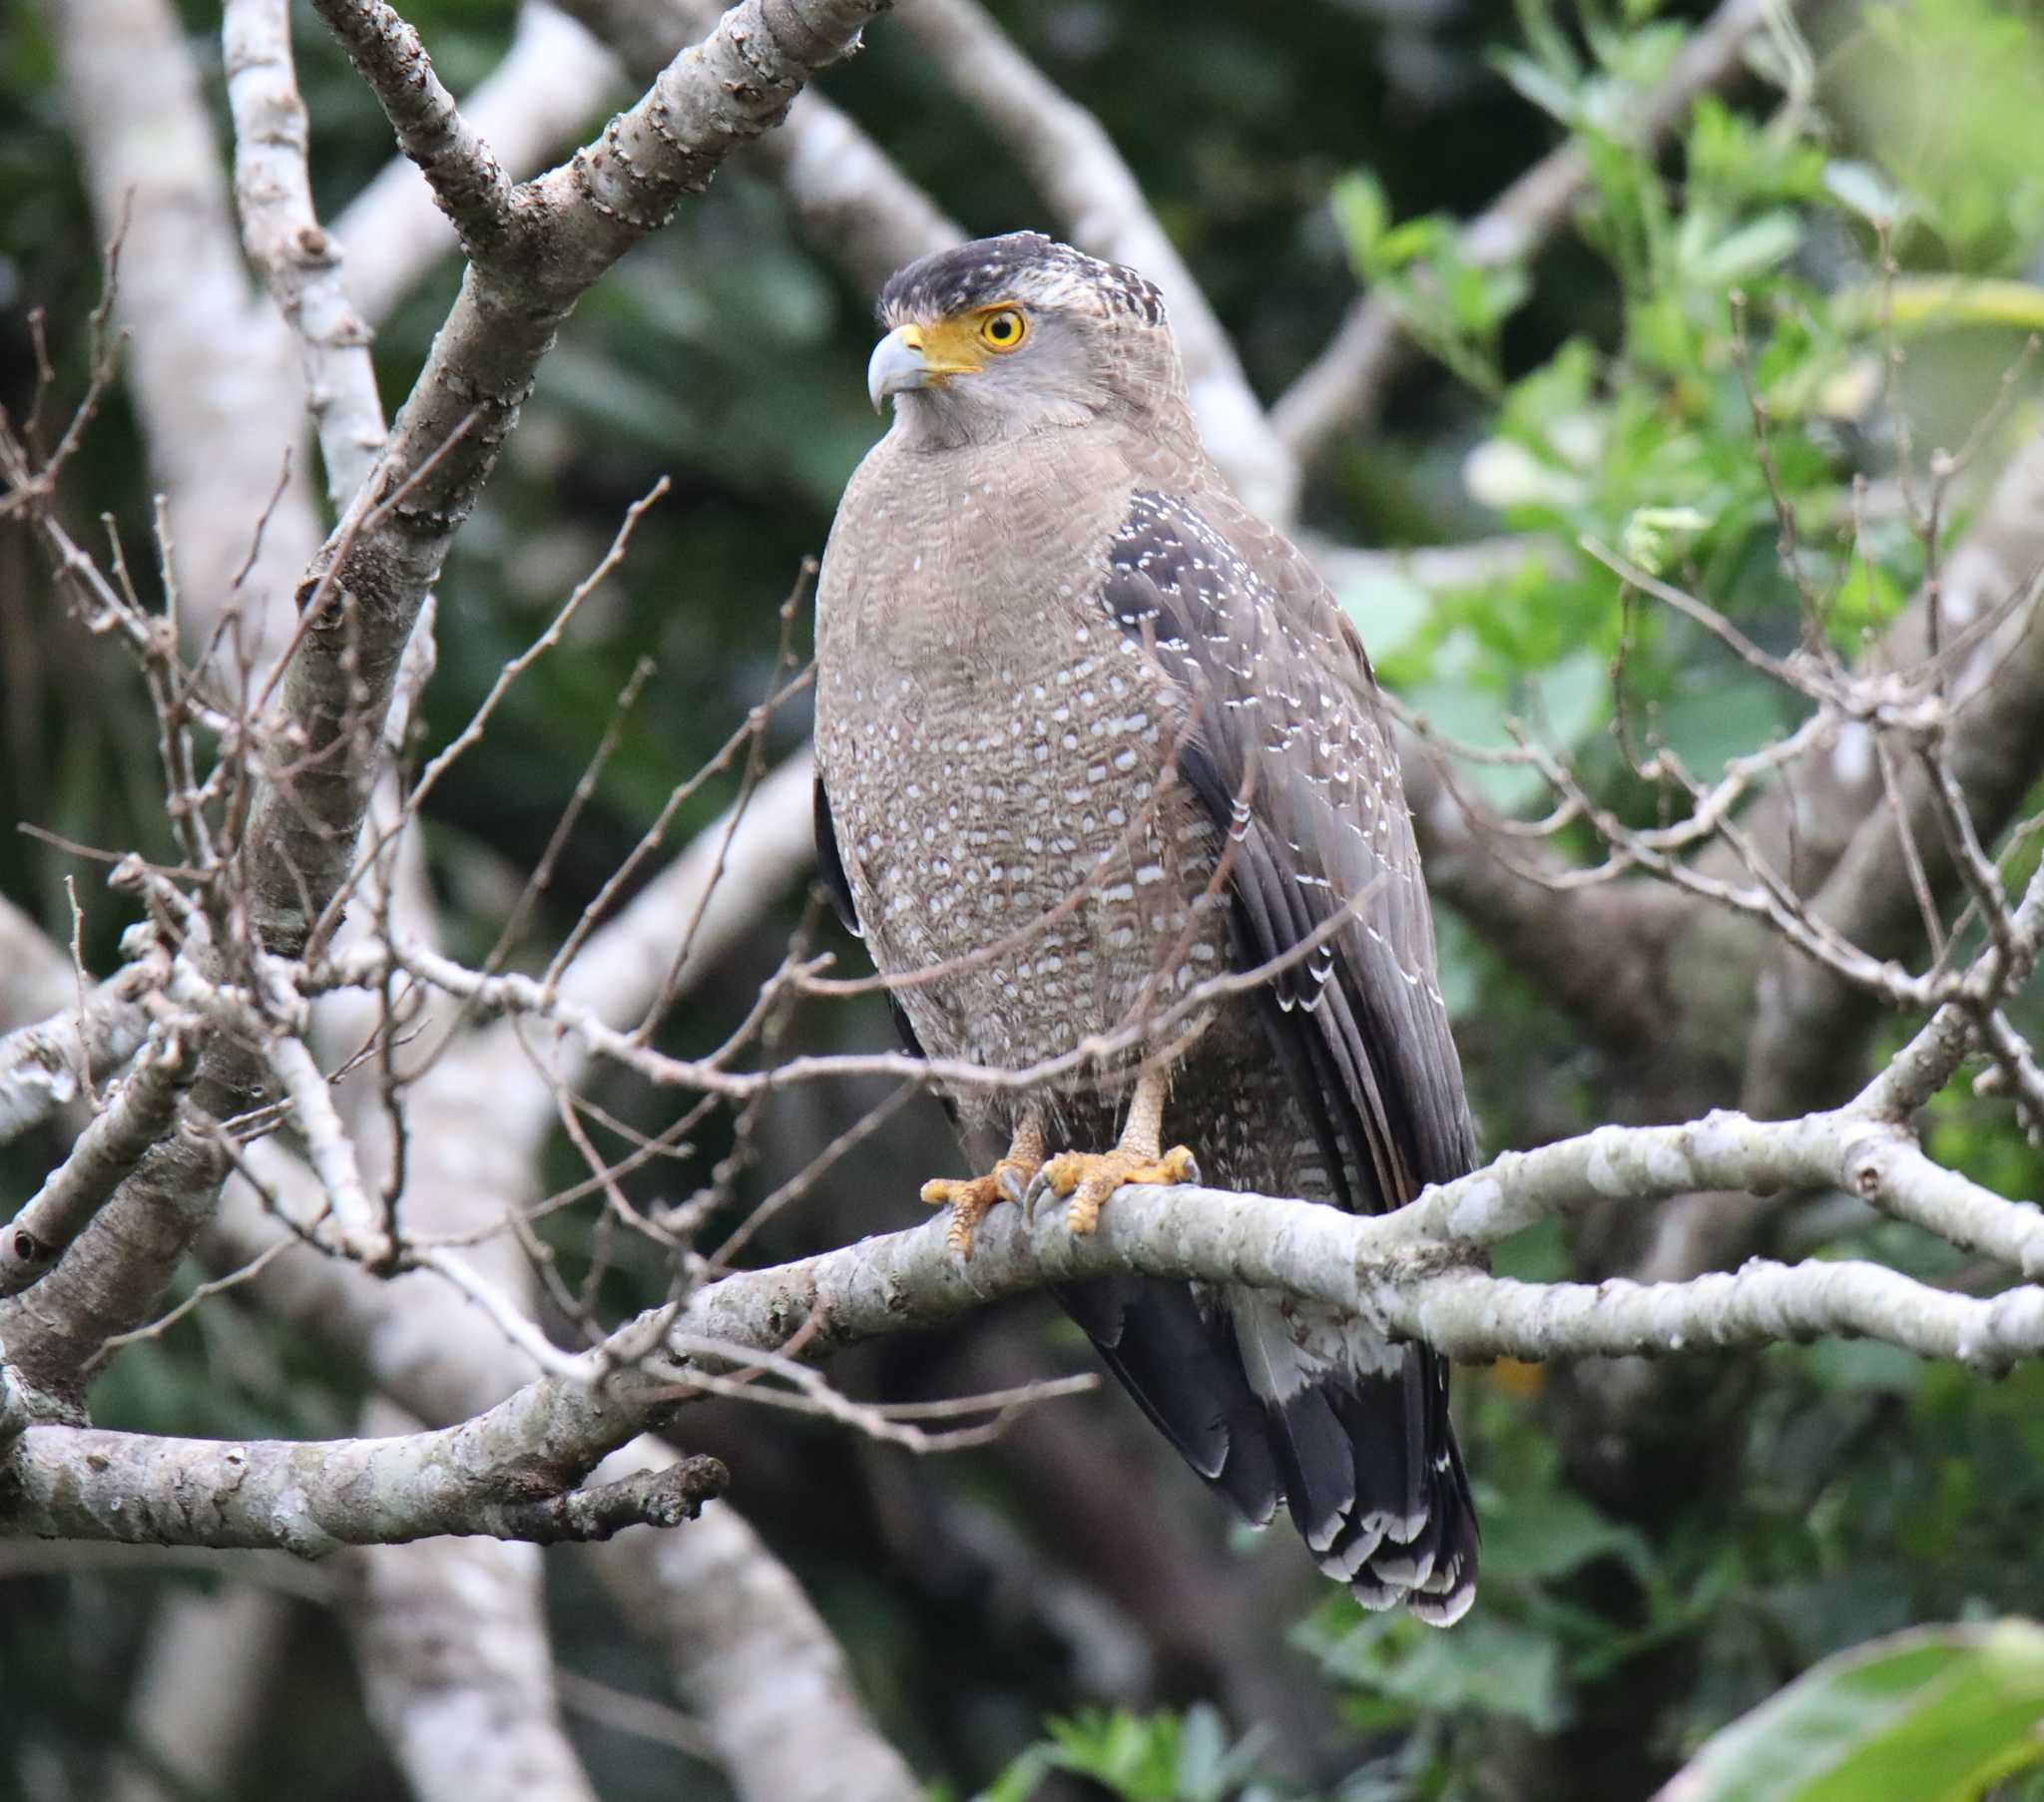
203, 1146, 924, 1802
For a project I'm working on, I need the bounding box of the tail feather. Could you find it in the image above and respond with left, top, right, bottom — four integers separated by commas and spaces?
1056, 1274, 1283, 1528
1060, 1280, 1479, 1626
1239, 1296, 1478, 1624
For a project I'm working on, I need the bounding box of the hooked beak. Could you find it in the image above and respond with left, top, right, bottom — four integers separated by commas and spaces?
867, 325, 930, 411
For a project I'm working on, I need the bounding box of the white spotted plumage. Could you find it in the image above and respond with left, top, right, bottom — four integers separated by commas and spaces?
815, 233, 1480, 1625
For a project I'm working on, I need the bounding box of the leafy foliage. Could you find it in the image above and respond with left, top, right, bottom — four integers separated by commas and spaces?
1665, 1622, 2044, 1802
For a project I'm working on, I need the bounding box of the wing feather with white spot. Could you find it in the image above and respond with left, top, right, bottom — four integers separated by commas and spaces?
1097, 487, 1478, 1212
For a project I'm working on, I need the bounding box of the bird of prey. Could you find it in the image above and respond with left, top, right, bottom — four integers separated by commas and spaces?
812, 232, 1479, 1624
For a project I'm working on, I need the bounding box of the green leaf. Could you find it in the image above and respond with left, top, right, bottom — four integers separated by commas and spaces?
1686, 212, 1804, 287
1660, 1620, 2044, 1802
1822, 159, 1907, 225
1491, 47, 1581, 125
1331, 170, 1390, 266
1481, 1486, 1652, 1584
1337, 570, 1432, 661
1312, 1607, 1571, 1732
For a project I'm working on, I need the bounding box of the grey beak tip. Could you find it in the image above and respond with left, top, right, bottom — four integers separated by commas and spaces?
867, 328, 929, 413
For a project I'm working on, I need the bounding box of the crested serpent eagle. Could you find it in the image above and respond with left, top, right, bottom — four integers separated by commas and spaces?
812, 232, 1479, 1623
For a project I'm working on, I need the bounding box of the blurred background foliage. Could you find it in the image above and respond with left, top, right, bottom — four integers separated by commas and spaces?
4, 0, 2044, 1797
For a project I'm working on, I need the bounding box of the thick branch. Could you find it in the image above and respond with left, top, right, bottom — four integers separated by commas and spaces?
346, 1516, 604, 1802
205, 1150, 922, 1802
586, 1443, 922, 1802
648, 1117, 2044, 1374
110, 1585, 293, 1802
0, 1402, 724, 1552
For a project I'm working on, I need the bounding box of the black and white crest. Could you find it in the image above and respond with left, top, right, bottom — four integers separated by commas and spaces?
877, 231, 1167, 328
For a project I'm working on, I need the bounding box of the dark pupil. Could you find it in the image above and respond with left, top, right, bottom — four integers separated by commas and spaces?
990, 314, 1015, 340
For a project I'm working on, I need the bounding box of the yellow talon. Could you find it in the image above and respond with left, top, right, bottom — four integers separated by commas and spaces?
920, 1154, 1038, 1259
1040, 1144, 1201, 1236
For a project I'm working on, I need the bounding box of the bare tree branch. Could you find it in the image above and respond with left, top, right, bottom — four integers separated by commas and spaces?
346, 1521, 605, 1802
253, 0, 886, 965
337, 4, 622, 327
0, 1400, 725, 1551
309, 0, 523, 260
0, 955, 157, 1146
39, 0, 321, 661
1740, 445, 2044, 1115
204, 1149, 924, 1802
0, 0, 893, 1414
224, 0, 390, 507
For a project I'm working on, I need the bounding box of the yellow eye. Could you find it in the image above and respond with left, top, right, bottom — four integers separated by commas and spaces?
978, 307, 1028, 351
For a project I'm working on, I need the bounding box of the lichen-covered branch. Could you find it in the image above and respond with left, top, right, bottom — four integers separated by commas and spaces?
0, 1397, 725, 1552
642, 1107, 2044, 1375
